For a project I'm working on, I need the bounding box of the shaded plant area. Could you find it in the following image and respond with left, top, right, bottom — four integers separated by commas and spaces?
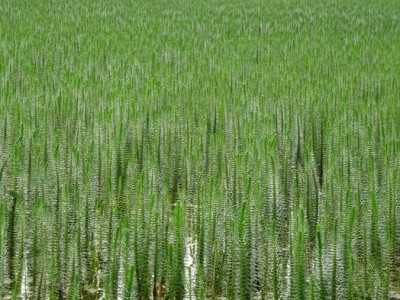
1, 0, 400, 299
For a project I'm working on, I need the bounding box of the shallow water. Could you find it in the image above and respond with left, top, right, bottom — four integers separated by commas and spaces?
184, 237, 197, 300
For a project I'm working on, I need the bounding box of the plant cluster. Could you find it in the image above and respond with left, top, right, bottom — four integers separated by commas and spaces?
1, 0, 399, 299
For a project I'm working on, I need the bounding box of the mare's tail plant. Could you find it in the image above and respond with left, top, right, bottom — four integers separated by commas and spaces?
168, 200, 185, 300
238, 201, 251, 300
7, 191, 18, 292
317, 224, 326, 300
331, 218, 338, 300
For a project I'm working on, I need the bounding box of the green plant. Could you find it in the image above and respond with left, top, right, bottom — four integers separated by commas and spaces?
1, 0, 400, 298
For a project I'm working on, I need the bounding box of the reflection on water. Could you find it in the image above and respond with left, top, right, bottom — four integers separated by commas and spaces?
184, 237, 196, 300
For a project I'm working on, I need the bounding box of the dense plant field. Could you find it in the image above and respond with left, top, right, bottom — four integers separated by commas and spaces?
1, 0, 400, 299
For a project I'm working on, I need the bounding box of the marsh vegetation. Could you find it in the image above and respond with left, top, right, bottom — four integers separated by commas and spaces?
1, 0, 400, 299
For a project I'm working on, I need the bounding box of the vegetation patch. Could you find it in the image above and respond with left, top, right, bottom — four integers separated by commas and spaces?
1, 0, 400, 299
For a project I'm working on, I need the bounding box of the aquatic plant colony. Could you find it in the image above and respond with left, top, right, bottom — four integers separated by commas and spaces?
1, 0, 399, 299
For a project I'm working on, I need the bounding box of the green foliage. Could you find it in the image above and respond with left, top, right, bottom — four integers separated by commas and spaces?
169, 200, 185, 299
238, 201, 251, 300
317, 224, 326, 300
0, 0, 400, 298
